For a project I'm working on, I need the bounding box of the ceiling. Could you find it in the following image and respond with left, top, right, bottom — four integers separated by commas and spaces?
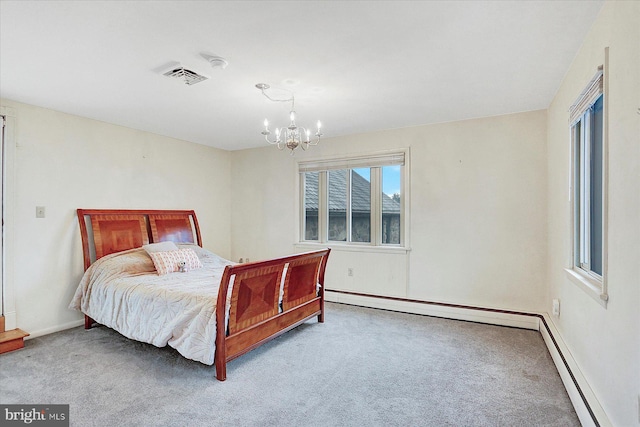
0, 1, 604, 151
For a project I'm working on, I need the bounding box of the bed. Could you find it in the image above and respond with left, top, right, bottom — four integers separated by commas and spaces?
70, 209, 330, 381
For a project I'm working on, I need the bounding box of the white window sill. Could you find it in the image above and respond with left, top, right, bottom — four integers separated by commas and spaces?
295, 242, 410, 255
564, 268, 608, 308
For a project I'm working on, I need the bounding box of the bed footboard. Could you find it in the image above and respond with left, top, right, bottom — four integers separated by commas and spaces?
214, 249, 330, 381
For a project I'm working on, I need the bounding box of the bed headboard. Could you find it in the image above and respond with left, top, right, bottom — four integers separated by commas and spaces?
77, 209, 202, 271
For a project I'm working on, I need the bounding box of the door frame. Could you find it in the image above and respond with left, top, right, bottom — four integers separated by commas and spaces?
1, 105, 17, 330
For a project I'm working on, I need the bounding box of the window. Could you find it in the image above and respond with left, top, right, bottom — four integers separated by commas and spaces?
574, 95, 603, 276
382, 165, 401, 245
328, 169, 348, 241
303, 171, 319, 241
299, 151, 406, 247
567, 65, 608, 305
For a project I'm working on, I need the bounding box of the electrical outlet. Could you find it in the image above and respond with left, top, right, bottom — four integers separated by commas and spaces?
347, 268, 353, 277
36, 206, 46, 218
552, 299, 560, 316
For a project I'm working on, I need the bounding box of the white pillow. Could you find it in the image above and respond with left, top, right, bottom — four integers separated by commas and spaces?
142, 241, 179, 254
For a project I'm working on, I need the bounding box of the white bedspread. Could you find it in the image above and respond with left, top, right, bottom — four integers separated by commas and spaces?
69, 245, 234, 365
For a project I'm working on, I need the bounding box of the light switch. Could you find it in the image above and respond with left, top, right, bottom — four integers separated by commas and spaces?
36, 206, 46, 218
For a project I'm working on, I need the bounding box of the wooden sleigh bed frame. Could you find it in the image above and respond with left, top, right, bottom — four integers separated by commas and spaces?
77, 209, 330, 381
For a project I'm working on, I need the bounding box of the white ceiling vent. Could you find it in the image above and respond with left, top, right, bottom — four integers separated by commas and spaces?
163, 67, 208, 85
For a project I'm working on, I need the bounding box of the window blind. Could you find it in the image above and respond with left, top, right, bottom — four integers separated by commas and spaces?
298, 151, 405, 172
569, 66, 603, 125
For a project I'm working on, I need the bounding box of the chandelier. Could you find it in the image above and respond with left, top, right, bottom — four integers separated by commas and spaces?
256, 83, 322, 153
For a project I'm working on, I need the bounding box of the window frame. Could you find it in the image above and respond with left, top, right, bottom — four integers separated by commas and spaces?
298, 149, 409, 250
565, 62, 609, 307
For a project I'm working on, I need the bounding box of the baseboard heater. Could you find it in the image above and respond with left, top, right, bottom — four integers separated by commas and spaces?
325, 289, 609, 427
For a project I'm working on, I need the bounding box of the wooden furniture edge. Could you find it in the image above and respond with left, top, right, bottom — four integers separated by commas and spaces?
225, 298, 322, 358
0, 328, 30, 354
215, 248, 330, 381
77, 209, 92, 271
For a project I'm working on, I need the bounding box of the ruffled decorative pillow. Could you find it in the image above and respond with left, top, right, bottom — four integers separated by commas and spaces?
148, 248, 203, 275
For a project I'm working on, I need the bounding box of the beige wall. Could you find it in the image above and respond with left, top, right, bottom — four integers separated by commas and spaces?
231, 109, 548, 313
546, 1, 640, 425
1, 99, 231, 336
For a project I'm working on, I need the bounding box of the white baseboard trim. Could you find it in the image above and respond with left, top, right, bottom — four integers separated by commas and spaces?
325, 290, 539, 330
539, 313, 611, 427
25, 319, 84, 340
325, 289, 610, 427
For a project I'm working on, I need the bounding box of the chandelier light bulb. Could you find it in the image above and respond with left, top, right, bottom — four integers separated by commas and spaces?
317, 121, 322, 130
264, 119, 269, 128
290, 111, 296, 122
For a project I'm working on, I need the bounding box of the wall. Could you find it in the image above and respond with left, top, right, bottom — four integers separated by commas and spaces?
231, 109, 548, 313
1, 99, 231, 336
546, 1, 640, 425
